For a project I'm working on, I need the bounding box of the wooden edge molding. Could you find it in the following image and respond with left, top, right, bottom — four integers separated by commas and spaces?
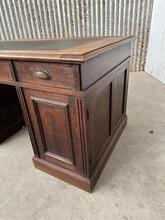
0, 36, 134, 62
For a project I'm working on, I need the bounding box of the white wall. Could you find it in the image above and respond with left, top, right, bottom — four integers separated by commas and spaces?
145, 0, 165, 84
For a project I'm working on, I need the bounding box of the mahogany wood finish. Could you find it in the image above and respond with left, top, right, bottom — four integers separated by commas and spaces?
14, 62, 80, 90
0, 37, 133, 192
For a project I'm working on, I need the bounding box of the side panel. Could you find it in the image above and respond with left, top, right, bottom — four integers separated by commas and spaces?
85, 61, 129, 173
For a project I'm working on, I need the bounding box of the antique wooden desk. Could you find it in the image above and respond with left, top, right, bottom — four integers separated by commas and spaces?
0, 37, 133, 192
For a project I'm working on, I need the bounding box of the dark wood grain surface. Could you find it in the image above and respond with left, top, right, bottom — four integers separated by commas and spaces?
0, 37, 133, 192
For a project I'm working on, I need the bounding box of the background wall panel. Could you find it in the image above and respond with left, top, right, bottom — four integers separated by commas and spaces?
145, 0, 165, 84
0, 0, 154, 71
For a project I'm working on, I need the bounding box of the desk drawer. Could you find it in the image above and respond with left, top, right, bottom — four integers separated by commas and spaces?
0, 61, 14, 82
14, 61, 80, 90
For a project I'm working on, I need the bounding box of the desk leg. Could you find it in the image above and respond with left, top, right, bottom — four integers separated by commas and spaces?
0, 85, 24, 143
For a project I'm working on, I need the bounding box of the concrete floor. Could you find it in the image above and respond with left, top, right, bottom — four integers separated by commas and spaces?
0, 72, 165, 220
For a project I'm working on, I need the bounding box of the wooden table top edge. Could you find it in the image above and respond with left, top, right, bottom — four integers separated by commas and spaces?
0, 36, 134, 62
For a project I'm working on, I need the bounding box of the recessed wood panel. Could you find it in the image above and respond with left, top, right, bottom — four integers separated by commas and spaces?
33, 98, 73, 163
111, 70, 126, 130
22, 88, 86, 173
86, 84, 111, 170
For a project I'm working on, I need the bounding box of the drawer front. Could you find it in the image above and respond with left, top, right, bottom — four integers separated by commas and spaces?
0, 61, 14, 82
14, 61, 80, 90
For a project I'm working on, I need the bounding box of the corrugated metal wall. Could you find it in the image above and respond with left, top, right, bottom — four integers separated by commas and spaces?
0, 0, 154, 71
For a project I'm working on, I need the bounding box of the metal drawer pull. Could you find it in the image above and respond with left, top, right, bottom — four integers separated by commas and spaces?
33, 69, 52, 80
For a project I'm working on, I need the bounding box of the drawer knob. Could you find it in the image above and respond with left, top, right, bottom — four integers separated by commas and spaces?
33, 69, 51, 80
